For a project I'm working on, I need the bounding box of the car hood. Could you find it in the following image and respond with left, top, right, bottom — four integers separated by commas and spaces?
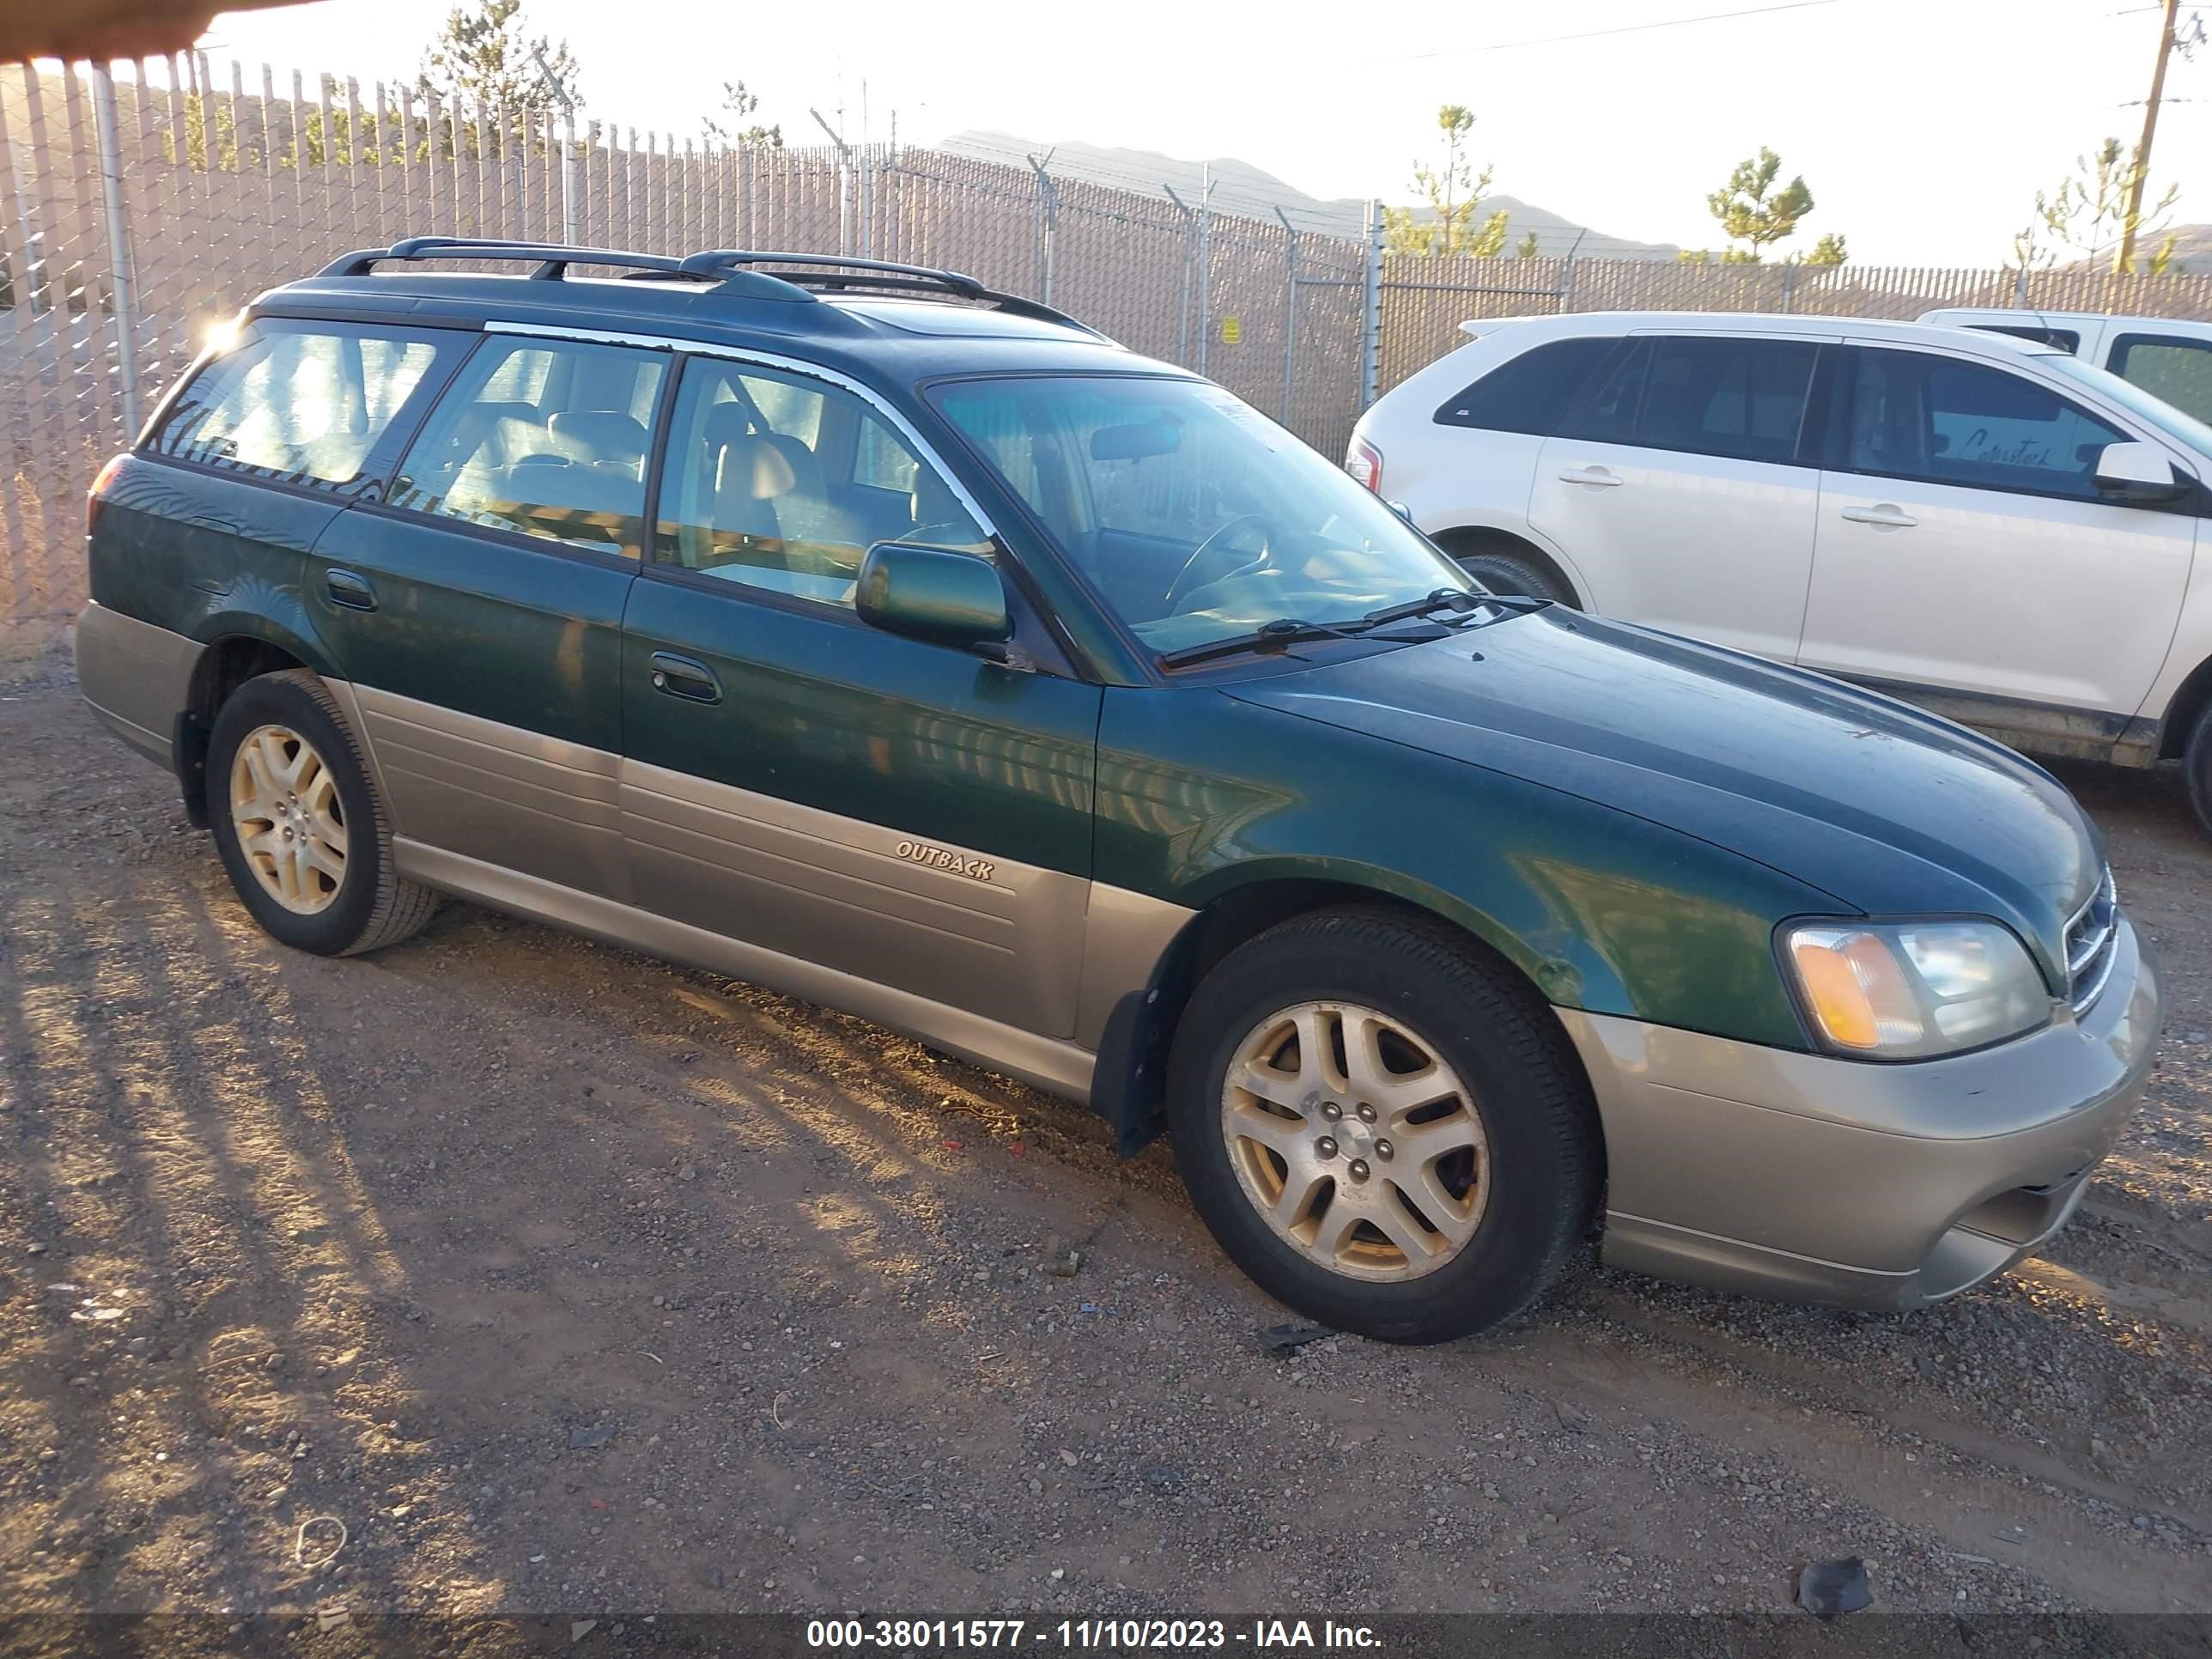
1223, 610, 2102, 981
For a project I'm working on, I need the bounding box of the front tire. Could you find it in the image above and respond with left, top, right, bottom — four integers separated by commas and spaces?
207, 668, 437, 956
1166, 908, 1600, 1344
2186, 704, 2212, 840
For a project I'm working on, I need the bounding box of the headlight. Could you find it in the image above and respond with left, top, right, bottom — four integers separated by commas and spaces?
1783, 920, 2052, 1059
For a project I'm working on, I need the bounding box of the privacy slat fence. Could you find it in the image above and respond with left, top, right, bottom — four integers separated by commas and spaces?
9, 54, 2212, 639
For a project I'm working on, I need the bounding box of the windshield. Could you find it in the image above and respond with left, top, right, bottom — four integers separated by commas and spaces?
932, 375, 1475, 658
2037, 349, 2212, 459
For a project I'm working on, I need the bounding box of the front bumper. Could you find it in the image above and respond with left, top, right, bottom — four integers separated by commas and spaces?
1557, 915, 2161, 1310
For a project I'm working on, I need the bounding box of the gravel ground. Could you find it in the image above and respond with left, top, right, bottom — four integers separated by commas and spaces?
3, 649, 2209, 1642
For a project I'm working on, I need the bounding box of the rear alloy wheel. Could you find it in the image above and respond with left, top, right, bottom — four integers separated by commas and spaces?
228, 723, 349, 915
1221, 1001, 1489, 1281
1168, 907, 1600, 1344
208, 668, 439, 956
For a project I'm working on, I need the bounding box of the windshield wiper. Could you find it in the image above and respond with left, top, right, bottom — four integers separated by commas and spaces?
1361, 587, 1551, 629
1156, 616, 1401, 670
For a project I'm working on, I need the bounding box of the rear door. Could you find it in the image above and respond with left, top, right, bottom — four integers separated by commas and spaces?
307, 327, 673, 898
1801, 343, 2195, 726
111, 316, 460, 633
619, 351, 1102, 1039
1527, 330, 1830, 660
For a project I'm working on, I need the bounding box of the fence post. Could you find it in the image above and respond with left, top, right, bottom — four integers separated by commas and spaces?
1780, 260, 1796, 315
2014, 264, 2030, 306
1359, 198, 1382, 410
1026, 152, 1058, 305
1275, 205, 1298, 425
88, 61, 142, 435
1195, 162, 1213, 378
1164, 183, 1195, 366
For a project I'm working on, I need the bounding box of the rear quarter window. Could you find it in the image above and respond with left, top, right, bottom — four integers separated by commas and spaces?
1434, 337, 1613, 434
148, 319, 459, 487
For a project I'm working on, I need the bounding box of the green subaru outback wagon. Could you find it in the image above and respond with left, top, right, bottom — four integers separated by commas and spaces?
77, 239, 2161, 1343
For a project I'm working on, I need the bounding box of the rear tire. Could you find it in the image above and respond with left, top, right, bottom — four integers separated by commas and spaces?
1456, 547, 1576, 607
207, 668, 438, 956
2187, 704, 2212, 840
1165, 907, 1600, 1344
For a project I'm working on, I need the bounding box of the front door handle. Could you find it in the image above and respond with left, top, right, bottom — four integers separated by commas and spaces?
1557, 465, 1624, 488
325, 568, 377, 611
1839, 504, 1918, 528
648, 652, 722, 704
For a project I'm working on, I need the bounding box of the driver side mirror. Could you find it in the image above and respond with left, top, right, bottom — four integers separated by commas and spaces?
856, 541, 1012, 652
1385, 499, 1416, 525
2092, 441, 2191, 506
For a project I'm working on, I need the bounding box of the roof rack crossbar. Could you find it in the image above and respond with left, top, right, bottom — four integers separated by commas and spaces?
676, 250, 1101, 335
318, 237, 693, 279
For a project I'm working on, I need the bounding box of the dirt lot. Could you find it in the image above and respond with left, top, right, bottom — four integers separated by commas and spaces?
3, 647, 2210, 1642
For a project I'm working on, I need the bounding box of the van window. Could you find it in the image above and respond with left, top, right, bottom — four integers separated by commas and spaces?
148, 319, 453, 486
1434, 337, 1613, 434
1633, 336, 1819, 465
388, 337, 668, 559
1845, 349, 2127, 501
2108, 334, 2212, 427
653, 357, 988, 610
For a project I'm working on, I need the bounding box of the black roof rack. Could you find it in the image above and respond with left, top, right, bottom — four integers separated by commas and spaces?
314, 238, 1104, 336
316, 237, 816, 301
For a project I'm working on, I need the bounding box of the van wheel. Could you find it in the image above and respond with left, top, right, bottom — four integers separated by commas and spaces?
2187, 705, 2212, 839
1457, 548, 1576, 607
1165, 908, 1600, 1344
207, 668, 438, 956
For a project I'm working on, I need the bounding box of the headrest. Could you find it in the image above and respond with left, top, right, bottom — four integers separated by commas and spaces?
715, 434, 799, 501
702, 402, 758, 453
548, 409, 648, 465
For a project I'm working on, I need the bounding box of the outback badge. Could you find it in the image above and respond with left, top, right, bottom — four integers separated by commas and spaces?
894, 839, 995, 883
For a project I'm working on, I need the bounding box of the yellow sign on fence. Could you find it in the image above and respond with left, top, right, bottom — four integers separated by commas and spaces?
1220, 314, 1242, 345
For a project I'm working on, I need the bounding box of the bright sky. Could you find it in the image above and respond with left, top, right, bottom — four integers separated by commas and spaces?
198, 0, 2209, 266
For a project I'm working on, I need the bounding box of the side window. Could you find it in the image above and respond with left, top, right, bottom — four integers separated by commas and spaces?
1633, 336, 1820, 465
1554, 338, 1648, 444
1846, 349, 2127, 501
1434, 337, 1613, 434
653, 357, 990, 611
388, 337, 668, 559
148, 319, 453, 486
2109, 334, 2212, 426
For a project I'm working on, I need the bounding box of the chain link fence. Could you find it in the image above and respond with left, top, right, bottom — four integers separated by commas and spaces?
9, 53, 2212, 640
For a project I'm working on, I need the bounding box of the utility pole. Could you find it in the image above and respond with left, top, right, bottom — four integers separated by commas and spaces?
2116, 0, 2181, 273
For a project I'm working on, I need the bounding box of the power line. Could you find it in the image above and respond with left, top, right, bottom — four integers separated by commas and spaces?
1365, 0, 1848, 65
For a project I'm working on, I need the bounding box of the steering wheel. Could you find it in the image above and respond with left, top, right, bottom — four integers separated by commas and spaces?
1164, 514, 1276, 612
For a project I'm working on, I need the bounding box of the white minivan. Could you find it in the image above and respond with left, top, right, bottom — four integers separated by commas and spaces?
1917, 307, 2212, 427
1347, 312, 2212, 832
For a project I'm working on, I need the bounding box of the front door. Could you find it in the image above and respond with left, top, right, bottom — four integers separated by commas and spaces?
1527, 331, 1830, 661
1800, 343, 2197, 728
619, 352, 1102, 1039
307, 329, 673, 898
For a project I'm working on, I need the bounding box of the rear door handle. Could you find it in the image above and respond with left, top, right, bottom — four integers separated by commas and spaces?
325, 568, 377, 611
1557, 465, 1623, 488
1840, 504, 1917, 528
648, 652, 722, 704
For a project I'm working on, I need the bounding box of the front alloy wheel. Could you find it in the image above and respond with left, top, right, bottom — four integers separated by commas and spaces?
228, 723, 349, 914
1166, 907, 1600, 1343
1223, 1000, 1488, 1280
